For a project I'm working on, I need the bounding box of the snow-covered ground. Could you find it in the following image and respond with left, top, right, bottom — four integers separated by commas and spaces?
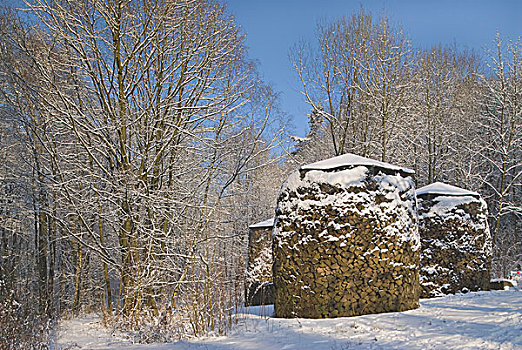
52, 289, 522, 350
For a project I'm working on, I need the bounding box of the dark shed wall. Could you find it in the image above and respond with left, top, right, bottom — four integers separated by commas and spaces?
245, 221, 274, 306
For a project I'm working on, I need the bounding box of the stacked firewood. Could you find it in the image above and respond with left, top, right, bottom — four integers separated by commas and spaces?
418, 187, 491, 298
273, 160, 420, 318
246, 157, 492, 317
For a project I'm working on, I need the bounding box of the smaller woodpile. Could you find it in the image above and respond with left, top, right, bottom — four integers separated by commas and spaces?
273, 153, 420, 318
245, 218, 275, 306
489, 279, 516, 290
417, 182, 491, 298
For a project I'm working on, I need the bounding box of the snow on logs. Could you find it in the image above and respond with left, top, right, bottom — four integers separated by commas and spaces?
273, 153, 420, 318
417, 182, 491, 297
245, 218, 275, 306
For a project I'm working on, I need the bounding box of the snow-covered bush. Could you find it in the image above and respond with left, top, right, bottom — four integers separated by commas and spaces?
0, 287, 50, 349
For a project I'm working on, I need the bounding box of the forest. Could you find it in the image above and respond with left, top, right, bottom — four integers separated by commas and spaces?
0, 1, 519, 348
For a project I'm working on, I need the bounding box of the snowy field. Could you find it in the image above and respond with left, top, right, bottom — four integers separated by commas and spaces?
52, 289, 522, 350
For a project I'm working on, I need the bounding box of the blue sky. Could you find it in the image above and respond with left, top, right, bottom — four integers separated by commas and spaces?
225, 0, 522, 137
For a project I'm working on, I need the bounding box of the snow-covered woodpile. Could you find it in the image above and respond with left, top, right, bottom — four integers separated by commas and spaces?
417, 182, 491, 298
245, 218, 275, 306
273, 154, 420, 318
489, 279, 516, 290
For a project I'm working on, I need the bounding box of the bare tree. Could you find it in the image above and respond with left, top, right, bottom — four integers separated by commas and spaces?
291, 8, 412, 161
477, 34, 522, 277
407, 45, 481, 186
0, 10, 55, 347
0, 0, 282, 340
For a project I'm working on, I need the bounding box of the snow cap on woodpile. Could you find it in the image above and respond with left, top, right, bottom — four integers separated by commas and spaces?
416, 182, 479, 198
300, 152, 415, 175
273, 153, 420, 318
417, 182, 491, 298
